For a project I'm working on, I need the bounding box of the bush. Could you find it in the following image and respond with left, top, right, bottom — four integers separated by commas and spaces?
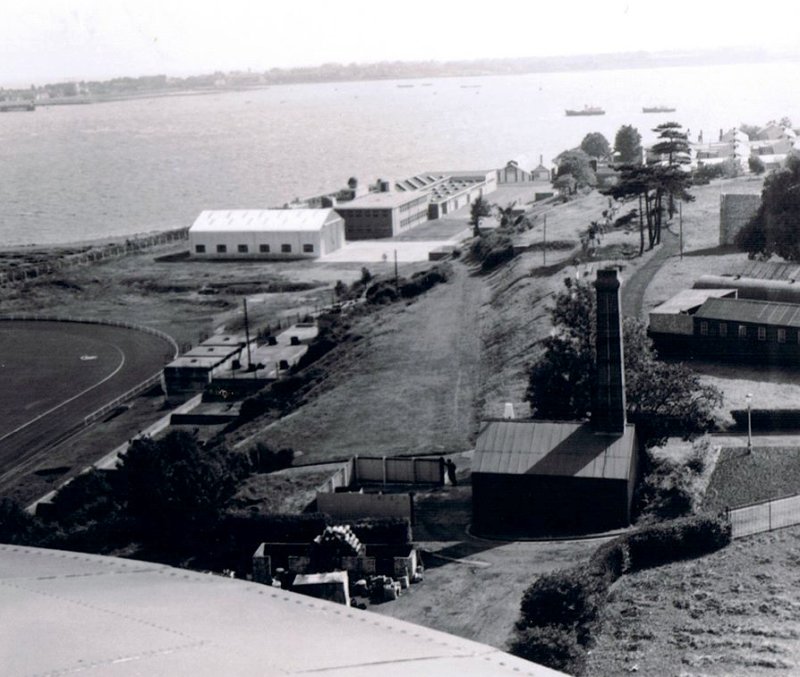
349, 517, 412, 544
749, 155, 766, 175
46, 469, 120, 528
731, 408, 800, 431
624, 513, 731, 571
469, 231, 515, 272
365, 280, 399, 304
245, 443, 295, 473
508, 625, 586, 675
0, 498, 43, 545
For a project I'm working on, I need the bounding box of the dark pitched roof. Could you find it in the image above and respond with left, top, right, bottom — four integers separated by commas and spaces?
695, 297, 800, 328
473, 420, 635, 480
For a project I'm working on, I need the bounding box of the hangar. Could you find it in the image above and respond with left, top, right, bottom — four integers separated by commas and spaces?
472, 269, 639, 535
189, 208, 345, 259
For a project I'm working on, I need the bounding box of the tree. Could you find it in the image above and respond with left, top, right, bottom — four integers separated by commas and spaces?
526, 278, 722, 445
614, 125, 643, 164
580, 132, 610, 159
650, 121, 691, 166
748, 155, 766, 175
735, 154, 800, 260
553, 149, 596, 191
117, 430, 238, 547
740, 123, 761, 140
469, 196, 492, 237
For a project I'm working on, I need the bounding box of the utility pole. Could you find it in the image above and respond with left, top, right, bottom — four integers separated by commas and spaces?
243, 298, 253, 373
679, 199, 683, 260
394, 249, 399, 290
543, 214, 547, 266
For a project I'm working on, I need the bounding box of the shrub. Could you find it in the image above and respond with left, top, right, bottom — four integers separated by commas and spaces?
749, 155, 766, 175
349, 517, 412, 544
47, 469, 120, 528
624, 513, 731, 571
365, 280, 399, 304
220, 512, 331, 545
0, 498, 43, 545
508, 625, 586, 675
245, 443, 295, 473
731, 408, 800, 431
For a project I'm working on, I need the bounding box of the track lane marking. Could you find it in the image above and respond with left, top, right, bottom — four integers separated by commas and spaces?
0, 344, 126, 446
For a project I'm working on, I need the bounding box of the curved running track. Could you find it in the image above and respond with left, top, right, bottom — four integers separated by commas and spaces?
0, 320, 175, 491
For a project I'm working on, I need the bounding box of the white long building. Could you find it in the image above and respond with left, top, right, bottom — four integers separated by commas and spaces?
189, 208, 345, 259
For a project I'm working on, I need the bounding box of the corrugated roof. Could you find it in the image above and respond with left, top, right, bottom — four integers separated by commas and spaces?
335, 191, 428, 209
190, 209, 338, 233
651, 288, 736, 315
473, 420, 635, 480
694, 297, 800, 328
733, 260, 800, 282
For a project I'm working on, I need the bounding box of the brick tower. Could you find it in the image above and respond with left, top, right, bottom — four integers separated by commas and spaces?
593, 268, 626, 434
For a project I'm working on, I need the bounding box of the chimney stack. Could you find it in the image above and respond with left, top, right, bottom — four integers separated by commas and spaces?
593, 269, 626, 434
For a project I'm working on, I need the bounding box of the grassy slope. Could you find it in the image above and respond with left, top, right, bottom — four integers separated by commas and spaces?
587, 526, 800, 676
229, 261, 486, 460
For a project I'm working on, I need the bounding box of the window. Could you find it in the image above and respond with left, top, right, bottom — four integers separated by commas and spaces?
216, 244, 227, 253
778, 328, 787, 343
281, 244, 292, 253
195, 244, 206, 253
259, 244, 270, 253
758, 326, 767, 341
719, 323, 727, 338
700, 321, 709, 336
303, 244, 314, 253
237, 244, 248, 253
738, 325, 747, 339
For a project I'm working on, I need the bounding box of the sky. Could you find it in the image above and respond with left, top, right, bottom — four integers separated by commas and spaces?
2, 0, 800, 86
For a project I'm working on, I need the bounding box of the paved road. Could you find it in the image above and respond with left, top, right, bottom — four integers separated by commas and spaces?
621, 229, 679, 320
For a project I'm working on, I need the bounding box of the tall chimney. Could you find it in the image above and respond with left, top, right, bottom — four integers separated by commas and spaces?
593, 269, 626, 434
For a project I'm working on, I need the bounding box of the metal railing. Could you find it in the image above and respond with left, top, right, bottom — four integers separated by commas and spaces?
727, 493, 800, 539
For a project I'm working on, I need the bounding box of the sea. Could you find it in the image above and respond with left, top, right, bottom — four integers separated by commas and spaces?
1, 60, 799, 247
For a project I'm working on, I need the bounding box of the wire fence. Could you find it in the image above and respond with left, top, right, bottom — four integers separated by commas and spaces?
727, 493, 800, 539
0, 228, 188, 286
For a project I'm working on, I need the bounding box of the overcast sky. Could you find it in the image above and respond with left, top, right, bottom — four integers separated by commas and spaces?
2, 0, 799, 86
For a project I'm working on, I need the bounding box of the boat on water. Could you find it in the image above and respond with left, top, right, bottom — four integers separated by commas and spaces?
565, 106, 605, 116
0, 101, 35, 112
397, 84, 414, 88
643, 105, 676, 113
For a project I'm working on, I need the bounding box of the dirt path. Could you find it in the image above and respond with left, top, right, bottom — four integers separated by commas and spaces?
622, 229, 679, 320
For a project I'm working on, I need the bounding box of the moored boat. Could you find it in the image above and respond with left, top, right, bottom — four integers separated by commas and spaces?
565, 106, 605, 116
642, 105, 676, 113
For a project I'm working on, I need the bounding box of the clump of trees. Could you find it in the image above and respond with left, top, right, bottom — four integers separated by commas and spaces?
526, 277, 722, 446
604, 122, 694, 255
735, 154, 800, 260
553, 149, 596, 195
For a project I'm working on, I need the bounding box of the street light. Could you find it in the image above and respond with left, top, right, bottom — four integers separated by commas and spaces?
745, 393, 753, 452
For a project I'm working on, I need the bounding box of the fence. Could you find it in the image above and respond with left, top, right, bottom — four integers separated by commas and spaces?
727, 493, 800, 539
0, 315, 179, 427
0, 228, 188, 286
352, 456, 443, 485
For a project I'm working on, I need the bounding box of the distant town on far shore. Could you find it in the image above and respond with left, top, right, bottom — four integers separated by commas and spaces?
1, 45, 798, 104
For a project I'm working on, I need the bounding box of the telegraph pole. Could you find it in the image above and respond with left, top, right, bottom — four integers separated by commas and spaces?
243, 298, 253, 372
394, 249, 399, 290
679, 200, 683, 260
543, 214, 547, 266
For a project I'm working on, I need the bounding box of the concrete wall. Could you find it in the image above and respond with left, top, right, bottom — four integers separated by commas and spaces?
316, 491, 414, 523
719, 193, 760, 245
353, 456, 443, 484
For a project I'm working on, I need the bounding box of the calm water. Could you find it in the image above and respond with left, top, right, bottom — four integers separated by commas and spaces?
1, 61, 799, 246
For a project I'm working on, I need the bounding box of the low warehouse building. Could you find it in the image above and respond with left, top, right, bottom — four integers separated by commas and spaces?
189, 209, 345, 259
472, 419, 638, 534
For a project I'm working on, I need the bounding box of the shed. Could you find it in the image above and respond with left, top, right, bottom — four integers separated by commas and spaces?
472, 419, 638, 534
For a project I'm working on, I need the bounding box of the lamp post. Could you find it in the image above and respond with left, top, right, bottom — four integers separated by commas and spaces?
745, 393, 753, 452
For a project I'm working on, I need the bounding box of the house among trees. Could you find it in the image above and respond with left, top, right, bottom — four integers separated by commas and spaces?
471, 269, 639, 535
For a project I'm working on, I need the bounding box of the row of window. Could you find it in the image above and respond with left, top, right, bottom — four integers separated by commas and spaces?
398, 197, 428, 213
399, 211, 427, 229
699, 321, 798, 343
195, 243, 314, 254
346, 209, 390, 218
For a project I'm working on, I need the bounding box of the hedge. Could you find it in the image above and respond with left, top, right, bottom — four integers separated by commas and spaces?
509, 513, 731, 674
731, 408, 800, 432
